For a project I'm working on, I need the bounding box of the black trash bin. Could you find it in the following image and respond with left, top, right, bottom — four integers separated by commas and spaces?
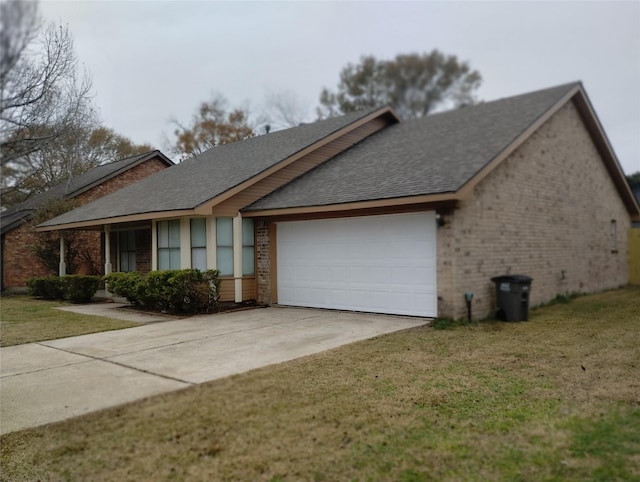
491, 275, 532, 321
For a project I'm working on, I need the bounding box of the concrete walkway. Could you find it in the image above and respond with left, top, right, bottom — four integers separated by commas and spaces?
1, 306, 428, 435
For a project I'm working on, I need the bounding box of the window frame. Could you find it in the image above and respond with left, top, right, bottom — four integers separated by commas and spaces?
216, 217, 234, 276
190, 218, 207, 271
118, 230, 137, 272
242, 218, 255, 276
157, 219, 181, 270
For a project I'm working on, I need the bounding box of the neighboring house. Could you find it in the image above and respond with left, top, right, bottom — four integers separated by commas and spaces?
633, 187, 640, 228
38, 83, 640, 319
1, 150, 174, 291
630, 187, 640, 284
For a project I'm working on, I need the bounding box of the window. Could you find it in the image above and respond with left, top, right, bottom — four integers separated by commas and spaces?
191, 218, 207, 271
119, 231, 136, 272
610, 219, 618, 253
157, 220, 181, 270
216, 217, 233, 276
242, 218, 254, 276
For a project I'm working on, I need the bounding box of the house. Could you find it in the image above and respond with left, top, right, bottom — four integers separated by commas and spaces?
1, 150, 173, 291
37, 83, 640, 319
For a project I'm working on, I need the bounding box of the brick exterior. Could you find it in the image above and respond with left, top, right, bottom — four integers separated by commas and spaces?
437, 102, 631, 319
108, 229, 152, 275
254, 102, 632, 319
255, 219, 271, 305
2, 158, 168, 290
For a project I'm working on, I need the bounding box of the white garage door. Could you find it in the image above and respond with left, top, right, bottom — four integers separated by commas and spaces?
277, 212, 437, 317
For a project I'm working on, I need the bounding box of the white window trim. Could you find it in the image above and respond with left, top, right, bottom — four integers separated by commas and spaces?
233, 215, 242, 302
156, 219, 182, 270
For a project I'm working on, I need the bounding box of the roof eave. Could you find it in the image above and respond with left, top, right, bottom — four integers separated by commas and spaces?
36, 208, 196, 232
241, 192, 458, 218
454, 84, 640, 221
570, 89, 640, 221
456, 83, 583, 200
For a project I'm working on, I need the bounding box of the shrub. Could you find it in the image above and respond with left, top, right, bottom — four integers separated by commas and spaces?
103, 272, 144, 304
140, 270, 177, 311
27, 276, 63, 300
27, 275, 100, 303
59, 275, 100, 303
136, 269, 221, 313
169, 269, 221, 313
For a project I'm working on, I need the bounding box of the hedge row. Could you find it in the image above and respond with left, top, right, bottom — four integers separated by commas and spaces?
103, 269, 221, 314
27, 275, 101, 303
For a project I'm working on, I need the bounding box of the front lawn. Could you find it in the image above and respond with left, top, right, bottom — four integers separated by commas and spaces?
1, 287, 639, 481
0, 295, 137, 346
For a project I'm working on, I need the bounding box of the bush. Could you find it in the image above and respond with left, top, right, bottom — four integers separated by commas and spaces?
135, 269, 221, 313
169, 269, 221, 313
103, 272, 144, 304
27, 276, 63, 300
27, 275, 100, 303
140, 270, 177, 311
60, 275, 100, 303
98, 269, 223, 313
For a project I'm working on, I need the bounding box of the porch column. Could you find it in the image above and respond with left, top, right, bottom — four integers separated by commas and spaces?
104, 225, 112, 275
233, 214, 242, 302
58, 232, 66, 276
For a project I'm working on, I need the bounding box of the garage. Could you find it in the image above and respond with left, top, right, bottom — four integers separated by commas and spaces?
276, 212, 437, 317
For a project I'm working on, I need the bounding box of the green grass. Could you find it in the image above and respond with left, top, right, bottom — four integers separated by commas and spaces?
1, 287, 639, 481
0, 295, 137, 346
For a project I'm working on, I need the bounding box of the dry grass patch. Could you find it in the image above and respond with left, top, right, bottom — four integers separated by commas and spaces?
0, 295, 137, 346
1, 287, 639, 481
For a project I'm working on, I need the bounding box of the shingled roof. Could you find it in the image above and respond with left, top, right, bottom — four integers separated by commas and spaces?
245, 83, 580, 211
38, 108, 387, 227
38, 81, 639, 230
1, 150, 173, 234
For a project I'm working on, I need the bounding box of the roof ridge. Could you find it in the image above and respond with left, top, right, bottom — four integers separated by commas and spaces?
1, 150, 166, 231
403, 81, 582, 124
190, 106, 387, 158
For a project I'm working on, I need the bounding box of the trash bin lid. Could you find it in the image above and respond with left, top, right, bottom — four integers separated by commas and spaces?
491, 274, 532, 284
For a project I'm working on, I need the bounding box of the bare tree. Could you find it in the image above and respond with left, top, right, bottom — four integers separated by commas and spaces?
262, 90, 310, 130
1, 0, 94, 183
2, 125, 154, 206
170, 94, 254, 160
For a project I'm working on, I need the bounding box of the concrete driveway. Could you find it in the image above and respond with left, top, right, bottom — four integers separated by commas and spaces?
1, 306, 428, 435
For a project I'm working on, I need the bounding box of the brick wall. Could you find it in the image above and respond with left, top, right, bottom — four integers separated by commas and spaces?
437, 102, 631, 319
2, 157, 168, 290
108, 229, 152, 274
255, 219, 271, 304
75, 159, 168, 205
136, 229, 152, 275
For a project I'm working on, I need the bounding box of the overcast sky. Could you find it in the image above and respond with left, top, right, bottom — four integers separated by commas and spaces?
40, 0, 640, 174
